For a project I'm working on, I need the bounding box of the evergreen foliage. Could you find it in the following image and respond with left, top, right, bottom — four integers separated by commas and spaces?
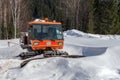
0, 0, 120, 39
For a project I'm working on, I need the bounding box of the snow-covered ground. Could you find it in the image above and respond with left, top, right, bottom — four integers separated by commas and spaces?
0, 29, 120, 80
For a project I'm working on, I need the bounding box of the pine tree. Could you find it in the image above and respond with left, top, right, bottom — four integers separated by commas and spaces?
110, 0, 120, 34
93, 0, 120, 34
88, 0, 95, 33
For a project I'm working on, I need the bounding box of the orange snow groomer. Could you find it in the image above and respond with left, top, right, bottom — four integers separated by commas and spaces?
23, 18, 64, 52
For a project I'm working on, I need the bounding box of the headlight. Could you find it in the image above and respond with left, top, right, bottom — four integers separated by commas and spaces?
34, 42, 39, 45
58, 42, 63, 45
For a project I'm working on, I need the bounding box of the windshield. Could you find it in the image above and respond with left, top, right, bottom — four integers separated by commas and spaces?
32, 24, 63, 40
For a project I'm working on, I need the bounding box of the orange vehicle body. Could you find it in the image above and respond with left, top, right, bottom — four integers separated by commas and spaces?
31, 40, 64, 50
27, 19, 64, 51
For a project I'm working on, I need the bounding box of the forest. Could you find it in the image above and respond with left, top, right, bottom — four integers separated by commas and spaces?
0, 0, 120, 39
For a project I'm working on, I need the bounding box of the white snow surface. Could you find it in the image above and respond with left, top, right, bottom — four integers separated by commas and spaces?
0, 29, 120, 80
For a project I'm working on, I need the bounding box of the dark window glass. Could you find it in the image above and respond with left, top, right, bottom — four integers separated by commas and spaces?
32, 24, 63, 40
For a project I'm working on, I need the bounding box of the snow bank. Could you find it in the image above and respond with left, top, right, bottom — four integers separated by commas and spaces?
0, 39, 20, 48
0, 39, 27, 59
15, 58, 90, 80
0, 46, 26, 59
64, 29, 120, 40
0, 30, 120, 80
14, 46, 120, 80
0, 59, 21, 74
0, 59, 22, 80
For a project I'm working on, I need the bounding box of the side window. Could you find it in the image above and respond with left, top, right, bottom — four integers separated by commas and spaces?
33, 25, 42, 39
34, 25, 41, 33
29, 26, 34, 40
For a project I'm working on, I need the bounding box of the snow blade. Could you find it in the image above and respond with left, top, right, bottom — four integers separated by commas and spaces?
20, 55, 85, 68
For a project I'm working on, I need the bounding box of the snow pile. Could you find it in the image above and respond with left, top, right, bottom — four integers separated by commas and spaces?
0, 59, 21, 74
0, 39, 20, 48
97, 67, 120, 80
64, 29, 120, 40
0, 29, 120, 80
9, 46, 120, 80
15, 58, 90, 80
0, 39, 26, 59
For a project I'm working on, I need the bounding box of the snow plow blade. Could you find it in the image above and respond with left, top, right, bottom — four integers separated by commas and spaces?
20, 55, 85, 68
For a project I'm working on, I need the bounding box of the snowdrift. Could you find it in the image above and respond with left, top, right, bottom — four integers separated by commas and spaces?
13, 46, 120, 80
64, 29, 120, 40
0, 29, 120, 80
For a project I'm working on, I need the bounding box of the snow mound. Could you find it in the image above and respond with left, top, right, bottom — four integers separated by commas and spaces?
0, 39, 27, 59
15, 45, 120, 80
0, 29, 120, 80
99, 46, 120, 67
16, 58, 90, 80
0, 39, 20, 48
0, 59, 21, 74
64, 29, 120, 40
